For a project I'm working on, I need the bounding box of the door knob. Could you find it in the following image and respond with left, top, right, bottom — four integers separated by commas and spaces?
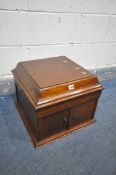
64, 117, 68, 122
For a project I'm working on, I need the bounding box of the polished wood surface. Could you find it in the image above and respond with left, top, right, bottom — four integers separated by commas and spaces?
12, 56, 103, 109
19, 56, 93, 88
12, 56, 104, 147
16, 102, 96, 148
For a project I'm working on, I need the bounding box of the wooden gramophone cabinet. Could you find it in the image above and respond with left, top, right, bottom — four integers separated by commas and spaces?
12, 56, 104, 147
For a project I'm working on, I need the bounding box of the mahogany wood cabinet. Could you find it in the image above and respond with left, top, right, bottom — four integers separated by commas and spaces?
12, 56, 104, 147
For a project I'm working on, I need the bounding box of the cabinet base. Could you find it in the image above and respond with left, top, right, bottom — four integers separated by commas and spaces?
16, 102, 96, 148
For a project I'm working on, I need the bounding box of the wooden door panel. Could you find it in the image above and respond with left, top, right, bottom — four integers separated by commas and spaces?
38, 109, 69, 140
69, 100, 97, 128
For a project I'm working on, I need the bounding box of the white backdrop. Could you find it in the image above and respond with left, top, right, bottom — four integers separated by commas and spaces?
0, 0, 116, 76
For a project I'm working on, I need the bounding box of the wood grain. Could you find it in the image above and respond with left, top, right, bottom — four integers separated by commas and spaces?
12, 56, 104, 148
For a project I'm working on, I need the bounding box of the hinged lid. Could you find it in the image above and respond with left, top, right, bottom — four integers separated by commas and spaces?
12, 56, 103, 109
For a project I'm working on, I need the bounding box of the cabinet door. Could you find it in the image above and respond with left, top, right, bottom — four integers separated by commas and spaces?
69, 100, 97, 128
38, 109, 69, 140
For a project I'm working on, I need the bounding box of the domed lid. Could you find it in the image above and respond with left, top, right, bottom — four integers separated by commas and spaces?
12, 56, 103, 109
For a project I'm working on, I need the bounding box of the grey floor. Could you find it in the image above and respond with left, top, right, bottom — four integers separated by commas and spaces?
0, 78, 116, 175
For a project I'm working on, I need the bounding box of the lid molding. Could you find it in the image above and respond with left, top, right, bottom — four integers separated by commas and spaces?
12, 56, 104, 109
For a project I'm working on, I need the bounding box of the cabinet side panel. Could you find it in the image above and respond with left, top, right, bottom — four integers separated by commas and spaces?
16, 82, 37, 134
